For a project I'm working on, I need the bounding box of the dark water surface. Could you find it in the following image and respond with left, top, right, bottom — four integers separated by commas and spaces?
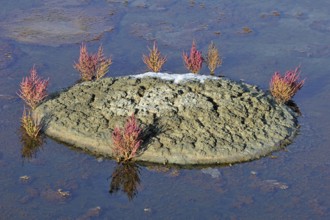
0, 0, 329, 219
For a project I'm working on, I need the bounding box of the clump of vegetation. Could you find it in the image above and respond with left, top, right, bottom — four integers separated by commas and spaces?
270, 66, 305, 104
142, 41, 167, 72
112, 114, 143, 162
74, 43, 112, 81
18, 65, 49, 110
183, 40, 204, 74
21, 108, 42, 138
206, 41, 222, 75
18, 66, 47, 159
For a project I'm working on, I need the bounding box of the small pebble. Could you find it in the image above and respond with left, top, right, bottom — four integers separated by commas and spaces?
57, 189, 70, 197
20, 175, 30, 182
144, 207, 151, 212
250, 171, 257, 175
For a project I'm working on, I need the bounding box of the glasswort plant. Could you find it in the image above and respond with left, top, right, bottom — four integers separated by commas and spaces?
21, 108, 42, 138
112, 114, 142, 162
206, 41, 222, 75
74, 43, 112, 81
270, 66, 305, 104
142, 41, 167, 72
18, 65, 49, 109
183, 40, 204, 74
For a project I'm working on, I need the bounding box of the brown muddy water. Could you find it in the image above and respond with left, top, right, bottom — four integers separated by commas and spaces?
0, 0, 329, 219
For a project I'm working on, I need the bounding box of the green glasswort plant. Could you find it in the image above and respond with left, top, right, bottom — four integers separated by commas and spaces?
21, 108, 42, 139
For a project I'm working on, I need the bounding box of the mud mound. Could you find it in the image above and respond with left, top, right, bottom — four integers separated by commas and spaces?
34, 73, 299, 165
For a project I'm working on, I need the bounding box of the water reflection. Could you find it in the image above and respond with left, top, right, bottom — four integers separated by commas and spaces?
19, 127, 45, 160
109, 162, 141, 201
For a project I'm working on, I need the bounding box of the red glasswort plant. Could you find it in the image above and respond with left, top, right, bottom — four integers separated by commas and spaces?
142, 41, 167, 72
270, 66, 305, 104
18, 65, 49, 109
74, 43, 112, 81
112, 114, 142, 162
183, 40, 204, 74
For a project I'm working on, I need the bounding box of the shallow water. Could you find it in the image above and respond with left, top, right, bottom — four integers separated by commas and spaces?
0, 0, 329, 219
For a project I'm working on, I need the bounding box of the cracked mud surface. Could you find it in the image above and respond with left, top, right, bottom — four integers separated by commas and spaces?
34, 74, 299, 165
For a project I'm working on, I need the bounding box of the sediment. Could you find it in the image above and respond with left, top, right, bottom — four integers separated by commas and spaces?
34, 73, 299, 165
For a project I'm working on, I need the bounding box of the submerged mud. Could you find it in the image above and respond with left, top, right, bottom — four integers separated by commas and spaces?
0, 1, 118, 46
34, 73, 299, 165
0, 42, 18, 70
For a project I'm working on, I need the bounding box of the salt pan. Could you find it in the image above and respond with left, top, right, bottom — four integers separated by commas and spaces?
131, 72, 219, 84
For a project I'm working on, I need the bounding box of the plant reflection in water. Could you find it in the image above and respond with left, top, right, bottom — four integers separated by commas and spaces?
109, 162, 141, 201
19, 126, 45, 160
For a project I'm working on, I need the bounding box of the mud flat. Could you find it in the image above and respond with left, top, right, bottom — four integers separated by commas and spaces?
0, 3, 116, 46
34, 72, 299, 165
